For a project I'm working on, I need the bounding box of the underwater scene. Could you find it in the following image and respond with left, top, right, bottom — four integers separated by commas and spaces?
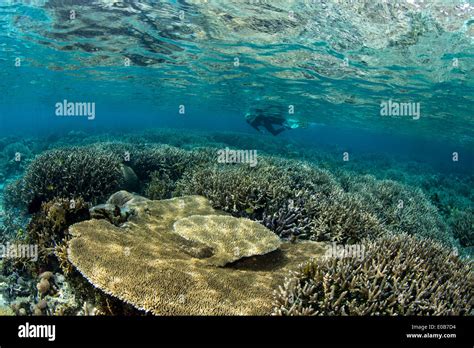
0, 0, 472, 318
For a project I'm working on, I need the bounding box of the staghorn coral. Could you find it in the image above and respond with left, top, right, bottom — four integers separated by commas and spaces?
12, 146, 123, 212
272, 234, 473, 316
173, 215, 281, 266
261, 193, 313, 240
347, 176, 453, 245
448, 208, 474, 248
120, 144, 201, 181
174, 157, 326, 219
305, 189, 386, 244
67, 193, 327, 315
143, 171, 174, 200
175, 156, 391, 244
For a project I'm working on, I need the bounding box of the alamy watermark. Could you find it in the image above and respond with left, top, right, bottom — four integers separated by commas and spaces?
323, 242, 365, 262
380, 99, 420, 120
0, 243, 38, 262
217, 147, 258, 167
55, 99, 95, 120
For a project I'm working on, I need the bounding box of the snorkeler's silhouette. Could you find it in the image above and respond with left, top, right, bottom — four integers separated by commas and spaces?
245, 108, 291, 136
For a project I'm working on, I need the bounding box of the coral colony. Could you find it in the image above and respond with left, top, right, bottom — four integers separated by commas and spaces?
0, 129, 472, 316
0, 0, 472, 322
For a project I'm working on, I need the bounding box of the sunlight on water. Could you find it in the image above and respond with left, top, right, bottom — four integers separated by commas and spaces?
0, 0, 472, 144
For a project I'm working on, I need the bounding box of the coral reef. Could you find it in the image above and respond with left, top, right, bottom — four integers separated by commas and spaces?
448, 208, 474, 248
175, 157, 387, 244
66, 192, 327, 315
0, 129, 472, 317
143, 171, 174, 200
173, 215, 281, 266
9, 146, 123, 212
24, 197, 90, 270
341, 175, 453, 245
272, 234, 473, 316
305, 190, 386, 244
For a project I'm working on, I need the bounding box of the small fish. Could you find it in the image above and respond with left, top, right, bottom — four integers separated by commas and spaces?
47, 185, 55, 191
245, 207, 254, 214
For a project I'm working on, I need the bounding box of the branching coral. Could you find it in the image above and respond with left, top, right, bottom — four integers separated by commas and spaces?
336, 172, 453, 245
143, 171, 174, 200
261, 192, 313, 239
272, 234, 473, 316
448, 208, 474, 248
305, 189, 386, 244
13, 146, 123, 212
174, 157, 331, 220
175, 157, 390, 244
122, 144, 201, 181
26, 197, 90, 269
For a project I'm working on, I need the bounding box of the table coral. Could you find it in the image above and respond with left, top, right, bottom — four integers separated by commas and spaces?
173, 214, 281, 266
67, 193, 326, 315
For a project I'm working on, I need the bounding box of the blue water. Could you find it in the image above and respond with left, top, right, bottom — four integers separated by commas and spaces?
0, 0, 472, 191
1, 1, 472, 159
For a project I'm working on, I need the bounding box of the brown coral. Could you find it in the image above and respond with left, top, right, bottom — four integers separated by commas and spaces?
173, 215, 281, 266
36, 278, 50, 296
25, 197, 90, 270
67, 194, 327, 315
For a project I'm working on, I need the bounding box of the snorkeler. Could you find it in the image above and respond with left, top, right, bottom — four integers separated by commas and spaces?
245, 108, 292, 136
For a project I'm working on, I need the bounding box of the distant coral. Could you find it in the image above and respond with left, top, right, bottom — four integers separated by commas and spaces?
448, 208, 474, 248
339, 174, 453, 245
273, 234, 473, 316
0, 142, 33, 177
2, 142, 32, 162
